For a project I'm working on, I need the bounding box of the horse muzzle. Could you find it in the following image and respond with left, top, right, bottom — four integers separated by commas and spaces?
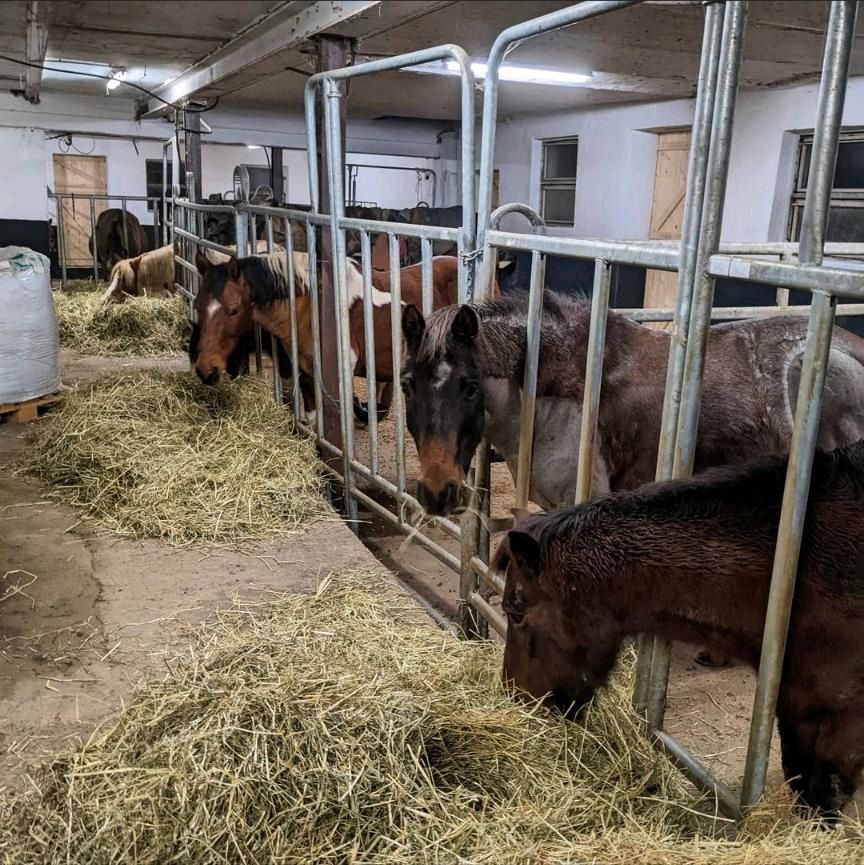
416, 480, 460, 516
195, 365, 221, 386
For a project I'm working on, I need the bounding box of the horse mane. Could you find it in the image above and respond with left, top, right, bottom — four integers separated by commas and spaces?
136, 246, 174, 293
522, 440, 864, 579
417, 290, 588, 365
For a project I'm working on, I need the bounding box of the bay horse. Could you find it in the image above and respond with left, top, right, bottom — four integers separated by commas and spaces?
493, 441, 864, 819
401, 293, 864, 516
89, 208, 149, 278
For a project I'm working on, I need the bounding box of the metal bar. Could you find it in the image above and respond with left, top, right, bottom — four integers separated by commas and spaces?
284, 219, 302, 418
644, 0, 748, 732
389, 233, 408, 512
488, 230, 679, 270
514, 250, 546, 510
475, 0, 643, 295
575, 260, 612, 505
467, 591, 507, 638
264, 217, 283, 405
654, 731, 740, 819
459, 442, 491, 639
323, 76, 359, 529
708, 256, 864, 299
89, 197, 98, 281
421, 238, 433, 315
48, 193, 159, 203
120, 199, 129, 254
741, 0, 858, 809
337, 217, 459, 242
56, 195, 67, 288
617, 303, 864, 321
173, 228, 234, 257
306, 221, 325, 440
470, 556, 506, 596
360, 231, 380, 477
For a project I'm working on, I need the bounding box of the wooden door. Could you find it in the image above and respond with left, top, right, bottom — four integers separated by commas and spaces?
53, 154, 108, 267
644, 131, 690, 331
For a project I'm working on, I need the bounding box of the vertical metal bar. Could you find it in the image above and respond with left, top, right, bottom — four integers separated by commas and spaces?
741, 0, 857, 809
459, 442, 491, 640
574, 259, 612, 505
798, 1, 857, 268
121, 198, 129, 254
89, 197, 98, 282
632, 0, 724, 713
264, 216, 282, 404
306, 219, 324, 440
360, 231, 380, 477
284, 218, 301, 418
324, 78, 358, 530
514, 251, 546, 510
162, 145, 169, 248
420, 238, 433, 315
57, 195, 68, 288
388, 233, 407, 512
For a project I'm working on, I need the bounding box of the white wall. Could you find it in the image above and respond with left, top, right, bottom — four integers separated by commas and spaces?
0, 128, 48, 221
494, 77, 864, 242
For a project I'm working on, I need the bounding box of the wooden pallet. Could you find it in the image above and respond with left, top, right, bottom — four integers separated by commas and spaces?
0, 392, 62, 425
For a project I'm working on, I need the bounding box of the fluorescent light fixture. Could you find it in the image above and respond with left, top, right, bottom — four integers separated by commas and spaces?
106, 69, 126, 92
405, 59, 591, 88
247, 144, 262, 150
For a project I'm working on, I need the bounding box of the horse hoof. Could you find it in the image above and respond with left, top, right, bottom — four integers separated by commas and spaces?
694, 650, 733, 668
375, 407, 390, 422
353, 397, 370, 426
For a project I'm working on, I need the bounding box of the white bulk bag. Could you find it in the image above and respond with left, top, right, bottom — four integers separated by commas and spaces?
0, 247, 61, 404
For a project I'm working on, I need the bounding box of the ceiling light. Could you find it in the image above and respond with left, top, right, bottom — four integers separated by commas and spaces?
106, 69, 126, 93
247, 144, 262, 150
405, 60, 591, 88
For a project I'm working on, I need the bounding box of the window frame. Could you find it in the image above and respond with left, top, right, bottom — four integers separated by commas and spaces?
539, 136, 578, 227
145, 158, 185, 211
788, 128, 864, 242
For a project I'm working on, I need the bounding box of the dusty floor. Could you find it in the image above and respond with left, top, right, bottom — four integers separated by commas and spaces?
0, 351, 380, 791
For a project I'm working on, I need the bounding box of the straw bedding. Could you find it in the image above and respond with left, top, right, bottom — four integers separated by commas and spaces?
20, 370, 328, 546
54, 288, 189, 356
1, 572, 861, 865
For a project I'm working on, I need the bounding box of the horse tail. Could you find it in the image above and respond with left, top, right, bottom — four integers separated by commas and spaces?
102, 264, 122, 303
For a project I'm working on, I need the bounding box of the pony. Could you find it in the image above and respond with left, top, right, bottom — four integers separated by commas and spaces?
89, 208, 149, 278
102, 245, 174, 302
492, 441, 864, 819
401, 292, 864, 517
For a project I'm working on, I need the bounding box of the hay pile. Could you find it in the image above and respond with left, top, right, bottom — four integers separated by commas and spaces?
54, 289, 189, 356
2, 573, 861, 865
20, 370, 328, 546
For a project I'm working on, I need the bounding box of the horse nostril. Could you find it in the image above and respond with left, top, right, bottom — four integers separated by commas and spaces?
442, 482, 458, 511
196, 366, 220, 385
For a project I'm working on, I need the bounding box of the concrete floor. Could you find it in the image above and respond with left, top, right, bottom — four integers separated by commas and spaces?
0, 352, 382, 790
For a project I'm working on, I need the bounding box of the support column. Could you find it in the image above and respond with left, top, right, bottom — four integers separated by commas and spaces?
271, 146, 285, 203
314, 35, 354, 509
184, 110, 203, 205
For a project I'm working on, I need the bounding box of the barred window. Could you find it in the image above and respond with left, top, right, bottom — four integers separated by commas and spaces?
540, 137, 578, 226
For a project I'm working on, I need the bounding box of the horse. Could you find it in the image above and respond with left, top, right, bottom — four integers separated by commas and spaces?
493, 441, 864, 819
89, 209, 149, 278
195, 253, 466, 426
401, 292, 864, 517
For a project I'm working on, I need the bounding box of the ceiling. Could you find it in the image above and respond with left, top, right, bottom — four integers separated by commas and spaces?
1, 1, 862, 122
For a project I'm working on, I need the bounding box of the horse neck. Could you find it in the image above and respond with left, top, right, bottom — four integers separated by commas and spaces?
550, 502, 776, 665
253, 299, 294, 342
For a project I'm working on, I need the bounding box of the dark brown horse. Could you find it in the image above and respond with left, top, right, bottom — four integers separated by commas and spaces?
401, 293, 864, 516
493, 441, 864, 819
89, 209, 149, 278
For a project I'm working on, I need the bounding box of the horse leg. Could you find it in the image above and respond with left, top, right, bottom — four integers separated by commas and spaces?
376, 382, 393, 420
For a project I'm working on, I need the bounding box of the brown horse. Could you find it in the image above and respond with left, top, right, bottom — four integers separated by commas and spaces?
401, 293, 864, 516
493, 441, 864, 819
89, 209, 149, 278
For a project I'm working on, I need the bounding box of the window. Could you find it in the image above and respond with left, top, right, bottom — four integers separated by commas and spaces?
788, 129, 864, 243
145, 158, 185, 210
540, 137, 578, 226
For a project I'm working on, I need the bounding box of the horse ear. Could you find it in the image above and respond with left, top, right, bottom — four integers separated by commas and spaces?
451, 304, 478, 344
195, 250, 211, 276
402, 304, 425, 349
510, 507, 533, 528
507, 530, 541, 581
226, 256, 241, 281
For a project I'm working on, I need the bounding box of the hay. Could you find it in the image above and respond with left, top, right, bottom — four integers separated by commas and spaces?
1, 572, 861, 865
20, 370, 329, 546
54, 290, 189, 356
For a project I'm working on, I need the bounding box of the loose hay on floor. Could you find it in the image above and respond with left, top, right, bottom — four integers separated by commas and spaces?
19, 370, 329, 546
54, 290, 190, 356
1, 572, 861, 865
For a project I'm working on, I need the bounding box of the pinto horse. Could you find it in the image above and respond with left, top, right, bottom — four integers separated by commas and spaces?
401, 293, 864, 517
493, 441, 864, 819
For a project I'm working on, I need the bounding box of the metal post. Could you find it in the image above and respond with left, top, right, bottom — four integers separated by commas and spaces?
120, 198, 129, 255
460, 442, 491, 640
574, 259, 612, 505
741, 0, 857, 809
514, 251, 546, 510
264, 216, 283, 404
185, 110, 203, 206
633, 0, 725, 712
643, 1, 748, 731
89, 197, 98, 282
271, 147, 285, 203
56, 195, 68, 288
284, 218, 302, 416
360, 231, 380, 476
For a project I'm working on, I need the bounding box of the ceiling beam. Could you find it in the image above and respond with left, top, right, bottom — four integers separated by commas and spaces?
139, 1, 381, 117
24, 1, 49, 104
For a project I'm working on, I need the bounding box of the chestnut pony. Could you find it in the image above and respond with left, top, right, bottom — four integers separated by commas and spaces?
493, 441, 864, 819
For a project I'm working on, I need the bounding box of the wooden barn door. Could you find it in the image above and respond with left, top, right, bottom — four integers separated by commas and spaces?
644, 131, 690, 331
53, 154, 107, 267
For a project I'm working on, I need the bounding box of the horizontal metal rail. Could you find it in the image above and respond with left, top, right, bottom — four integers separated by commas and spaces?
619, 303, 864, 322
337, 216, 460, 243
709, 255, 864, 298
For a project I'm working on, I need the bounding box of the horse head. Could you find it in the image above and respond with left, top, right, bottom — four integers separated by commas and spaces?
194, 251, 255, 384
401, 303, 485, 516
493, 509, 614, 720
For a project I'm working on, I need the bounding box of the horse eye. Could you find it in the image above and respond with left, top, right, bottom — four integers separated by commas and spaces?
464, 381, 480, 399
508, 610, 525, 627
401, 378, 414, 396
226, 307, 240, 318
